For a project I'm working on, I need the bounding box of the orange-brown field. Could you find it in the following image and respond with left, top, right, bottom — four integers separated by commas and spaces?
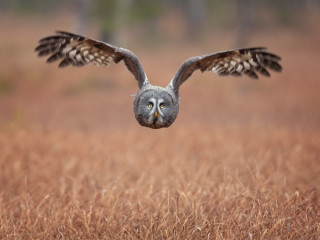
0, 13, 320, 239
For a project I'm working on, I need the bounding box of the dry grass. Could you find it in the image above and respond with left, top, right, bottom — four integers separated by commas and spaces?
1, 13, 320, 239
1, 126, 319, 239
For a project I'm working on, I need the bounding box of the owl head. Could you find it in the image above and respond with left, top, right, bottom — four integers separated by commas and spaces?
133, 87, 179, 129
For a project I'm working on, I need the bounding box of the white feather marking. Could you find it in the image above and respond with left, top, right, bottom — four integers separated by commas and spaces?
217, 68, 225, 74
232, 57, 241, 62
249, 59, 258, 67
212, 66, 220, 73
80, 46, 90, 51
76, 54, 83, 62
230, 60, 237, 66
88, 55, 94, 60
69, 50, 77, 58
62, 46, 73, 54
83, 50, 89, 57
85, 58, 91, 63
236, 64, 243, 72
94, 52, 99, 57
223, 62, 229, 68
228, 65, 234, 72
243, 61, 251, 70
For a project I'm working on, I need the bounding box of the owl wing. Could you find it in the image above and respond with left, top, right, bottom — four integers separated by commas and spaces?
169, 47, 282, 92
35, 31, 148, 89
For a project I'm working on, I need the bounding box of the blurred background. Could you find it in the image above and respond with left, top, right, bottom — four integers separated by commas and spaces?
0, 0, 319, 132
1, 2, 320, 238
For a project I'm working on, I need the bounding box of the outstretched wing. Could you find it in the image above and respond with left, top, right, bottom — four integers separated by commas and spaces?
169, 47, 282, 92
35, 31, 148, 88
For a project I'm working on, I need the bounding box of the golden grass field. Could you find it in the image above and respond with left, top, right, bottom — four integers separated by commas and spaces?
0, 13, 320, 239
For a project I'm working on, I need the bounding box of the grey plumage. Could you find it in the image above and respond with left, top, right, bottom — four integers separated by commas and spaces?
35, 31, 282, 129
133, 86, 178, 129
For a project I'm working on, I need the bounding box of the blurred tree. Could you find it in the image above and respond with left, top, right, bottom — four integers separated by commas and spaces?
261, 0, 319, 25
92, 0, 162, 44
1, 0, 66, 14
129, 0, 163, 42
184, 0, 207, 40
0, 0, 10, 9
75, 0, 92, 35
236, 0, 252, 46
1, 0, 319, 45
113, 0, 133, 45
92, 0, 117, 43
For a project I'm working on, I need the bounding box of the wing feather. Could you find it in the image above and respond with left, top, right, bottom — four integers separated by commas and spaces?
169, 47, 282, 92
35, 31, 148, 88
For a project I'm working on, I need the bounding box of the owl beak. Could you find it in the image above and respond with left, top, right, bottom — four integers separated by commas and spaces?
154, 111, 158, 118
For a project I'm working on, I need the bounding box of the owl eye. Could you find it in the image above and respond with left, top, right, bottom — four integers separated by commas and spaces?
148, 103, 153, 108
160, 103, 165, 109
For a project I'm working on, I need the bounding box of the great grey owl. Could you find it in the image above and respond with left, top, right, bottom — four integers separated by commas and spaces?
35, 31, 282, 129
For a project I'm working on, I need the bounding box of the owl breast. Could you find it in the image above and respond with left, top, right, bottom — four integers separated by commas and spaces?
133, 86, 179, 129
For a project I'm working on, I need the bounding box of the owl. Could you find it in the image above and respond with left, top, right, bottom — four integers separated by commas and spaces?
35, 31, 282, 129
